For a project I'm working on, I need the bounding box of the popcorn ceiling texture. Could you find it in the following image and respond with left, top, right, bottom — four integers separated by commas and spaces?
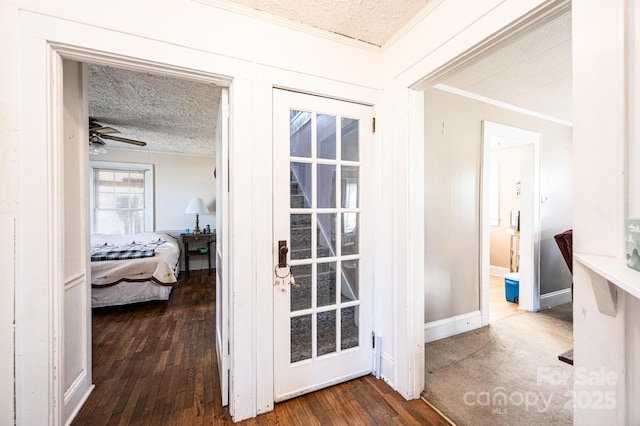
88, 64, 221, 156
441, 12, 572, 122
86, 4, 571, 159
226, 0, 429, 46
85, 1, 431, 158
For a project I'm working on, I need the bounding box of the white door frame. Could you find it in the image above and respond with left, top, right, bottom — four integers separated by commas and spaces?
401, 0, 570, 397
215, 88, 230, 406
15, 39, 235, 424
481, 121, 542, 322
272, 89, 375, 402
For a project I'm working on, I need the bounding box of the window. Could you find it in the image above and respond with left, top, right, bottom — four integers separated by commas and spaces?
90, 161, 154, 234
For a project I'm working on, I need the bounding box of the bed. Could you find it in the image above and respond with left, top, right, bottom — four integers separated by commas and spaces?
90, 232, 181, 308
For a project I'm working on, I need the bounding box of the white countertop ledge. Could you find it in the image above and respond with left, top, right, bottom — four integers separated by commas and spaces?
575, 253, 640, 315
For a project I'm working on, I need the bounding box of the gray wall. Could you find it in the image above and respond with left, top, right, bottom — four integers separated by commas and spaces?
424, 88, 573, 323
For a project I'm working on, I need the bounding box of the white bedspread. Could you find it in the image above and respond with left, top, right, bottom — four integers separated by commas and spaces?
91, 232, 180, 287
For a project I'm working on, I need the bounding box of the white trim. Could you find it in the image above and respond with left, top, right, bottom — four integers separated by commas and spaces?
215, 87, 230, 408
379, 351, 395, 387
435, 84, 573, 127
481, 121, 542, 326
105, 146, 215, 158
63, 370, 88, 404
539, 288, 572, 309
424, 311, 483, 343
490, 266, 510, 278
273, 369, 372, 403
51, 46, 65, 426
63, 383, 94, 426
407, 89, 425, 397
49, 42, 235, 87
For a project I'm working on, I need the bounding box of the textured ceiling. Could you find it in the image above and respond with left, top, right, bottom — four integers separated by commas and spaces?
88, 64, 221, 156
440, 12, 572, 123
223, 0, 431, 47
87, 8, 571, 158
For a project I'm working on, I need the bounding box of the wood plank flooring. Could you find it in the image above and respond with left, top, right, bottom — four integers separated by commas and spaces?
73, 271, 448, 425
489, 274, 524, 322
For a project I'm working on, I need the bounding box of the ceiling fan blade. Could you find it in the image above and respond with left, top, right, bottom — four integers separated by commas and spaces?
100, 134, 147, 147
92, 126, 120, 135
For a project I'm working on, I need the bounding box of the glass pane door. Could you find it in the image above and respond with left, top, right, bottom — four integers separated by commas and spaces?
288, 110, 362, 364
273, 89, 373, 402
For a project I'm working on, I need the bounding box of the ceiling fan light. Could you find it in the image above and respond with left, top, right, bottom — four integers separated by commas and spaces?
89, 143, 107, 155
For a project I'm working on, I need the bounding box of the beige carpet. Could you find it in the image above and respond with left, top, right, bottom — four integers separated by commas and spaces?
423, 303, 573, 425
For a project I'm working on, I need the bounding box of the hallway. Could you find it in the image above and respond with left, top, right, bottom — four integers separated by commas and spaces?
422, 275, 573, 425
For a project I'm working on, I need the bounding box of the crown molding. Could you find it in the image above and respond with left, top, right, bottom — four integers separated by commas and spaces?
435, 84, 573, 127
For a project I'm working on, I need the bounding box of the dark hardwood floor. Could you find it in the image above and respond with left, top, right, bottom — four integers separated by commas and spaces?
73, 271, 448, 425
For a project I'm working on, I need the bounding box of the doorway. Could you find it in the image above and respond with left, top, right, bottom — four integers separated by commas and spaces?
481, 121, 542, 325
272, 89, 374, 401
61, 56, 232, 423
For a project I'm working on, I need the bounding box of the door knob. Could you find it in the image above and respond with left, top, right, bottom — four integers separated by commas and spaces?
278, 240, 288, 268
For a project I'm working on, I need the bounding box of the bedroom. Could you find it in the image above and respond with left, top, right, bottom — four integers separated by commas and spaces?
54, 58, 234, 422
86, 63, 222, 307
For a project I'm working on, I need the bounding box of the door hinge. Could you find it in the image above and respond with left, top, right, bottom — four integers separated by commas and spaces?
371, 331, 375, 349
372, 117, 376, 134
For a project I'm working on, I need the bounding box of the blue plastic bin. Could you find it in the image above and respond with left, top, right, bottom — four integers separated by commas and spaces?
504, 272, 520, 303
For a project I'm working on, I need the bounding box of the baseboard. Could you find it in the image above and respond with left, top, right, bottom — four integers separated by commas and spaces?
379, 351, 394, 389
490, 265, 510, 277
539, 288, 572, 309
424, 310, 482, 343
64, 381, 94, 426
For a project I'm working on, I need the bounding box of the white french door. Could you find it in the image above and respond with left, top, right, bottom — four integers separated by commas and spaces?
273, 89, 374, 402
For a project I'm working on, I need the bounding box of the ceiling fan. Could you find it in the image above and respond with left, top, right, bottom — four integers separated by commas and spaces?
89, 118, 147, 147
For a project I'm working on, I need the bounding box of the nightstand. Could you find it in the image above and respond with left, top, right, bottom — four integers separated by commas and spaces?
181, 233, 214, 277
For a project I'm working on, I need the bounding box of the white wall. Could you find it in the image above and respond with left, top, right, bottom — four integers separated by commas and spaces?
424, 90, 481, 322
424, 88, 573, 323
490, 146, 522, 269
0, 0, 17, 423
572, 0, 640, 423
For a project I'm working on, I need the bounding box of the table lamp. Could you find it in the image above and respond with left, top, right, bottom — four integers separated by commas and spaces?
185, 197, 209, 235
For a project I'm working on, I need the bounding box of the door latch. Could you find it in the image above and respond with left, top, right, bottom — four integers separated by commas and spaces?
278, 240, 288, 268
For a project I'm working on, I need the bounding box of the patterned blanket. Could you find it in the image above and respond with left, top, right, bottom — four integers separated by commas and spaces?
90, 240, 165, 262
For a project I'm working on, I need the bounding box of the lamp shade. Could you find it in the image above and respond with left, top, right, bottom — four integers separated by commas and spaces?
185, 197, 209, 214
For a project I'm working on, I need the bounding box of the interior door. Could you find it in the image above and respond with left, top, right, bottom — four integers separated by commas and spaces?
215, 87, 230, 406
62, 60, 93, 424
273, 89, 374, 402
